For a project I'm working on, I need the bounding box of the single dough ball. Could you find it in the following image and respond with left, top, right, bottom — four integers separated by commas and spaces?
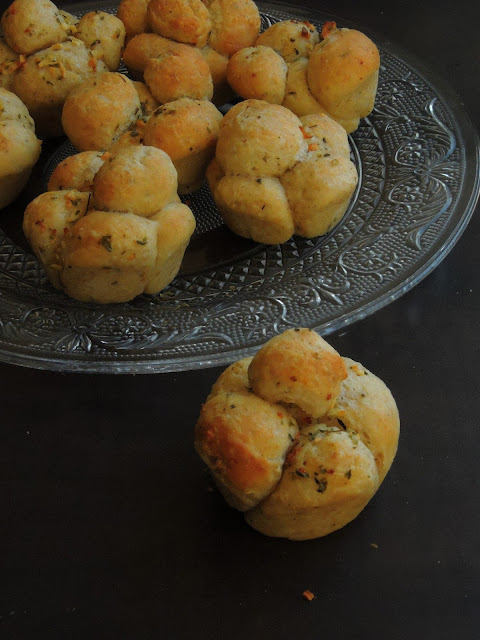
122, 33, 175, 80
75, 11, 126, 71
227, 46, 287, 105
0, 87, 41, 209
58, 10, 78, 36
255, 19, 319, 63
331, 357, 400, 483
12, 38, 108, 138
0, 36, 20, 91
283, 57, 325, 118
62, 72, 141, 151
116, 0, 150, 41
143, 97, 222, 193
22, 189, 90, 286
147, 0, 211, 48
206, 356, 253, 401
245, 426, 380, 540
47, 151, 105, 192
210, 173, 295, 244
195, 391, 298, 511
60, 209, 160, 302
1, 0, 68, 55
145, 201, 196, 293
144, 45, 213, 104
307, 27, 380, 133
204, 0, 261, 57
248, 328, 347, 418
92, 145, 178, 217
280, 113, 358, 237
215, 99, 305, 177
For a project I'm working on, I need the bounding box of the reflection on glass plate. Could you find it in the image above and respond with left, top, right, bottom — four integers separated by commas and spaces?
0, 1, 478, 373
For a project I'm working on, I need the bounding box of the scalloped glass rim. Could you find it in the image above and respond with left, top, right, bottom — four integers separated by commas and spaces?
0, 0, 478, 373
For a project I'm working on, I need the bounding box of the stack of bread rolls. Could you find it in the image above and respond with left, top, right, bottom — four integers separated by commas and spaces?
195, 328, 400, 540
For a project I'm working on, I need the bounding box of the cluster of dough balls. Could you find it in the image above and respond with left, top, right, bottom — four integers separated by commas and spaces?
119, 0, 261, 105
227, 20, 380, 133
0, 0, 127, 136
195, 328, 400, 540
60, 69, 224, 195
0, 87, 41, 209
23, 145, 195, 303
207, 99, 358, 244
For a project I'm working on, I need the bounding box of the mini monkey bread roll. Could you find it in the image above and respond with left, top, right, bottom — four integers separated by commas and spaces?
195, 328, 400, 540
208, 100, 358, 243
23, 146, 196, 303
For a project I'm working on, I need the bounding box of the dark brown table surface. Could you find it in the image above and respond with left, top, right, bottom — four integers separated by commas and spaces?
1, 0, 479, 637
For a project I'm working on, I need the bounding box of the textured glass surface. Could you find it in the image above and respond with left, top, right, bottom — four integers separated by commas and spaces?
0, 1, 478, 373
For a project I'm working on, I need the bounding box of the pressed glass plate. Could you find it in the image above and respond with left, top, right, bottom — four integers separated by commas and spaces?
0, 0, 478, 373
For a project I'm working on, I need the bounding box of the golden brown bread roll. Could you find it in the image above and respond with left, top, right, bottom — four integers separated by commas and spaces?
116, 0, 151, 42
61, 72, 141, 151
307, 27, 380, 132
204, 0, 261, 57
195, 328, 400, 540
208, 100, 358, 243
143, 44, 213, 104
0, 87, 41, 209
227, 46, 287, 105
1, 0, 68, 56
12, 38, 109, 138
92, 145, 178, 217
143, 97, 222, 193
255, 19, 319, 63
122, 32, 175, 80
248, 328, 347, 418
195, 389, 298, 511
75, 11, 126, 71
147, 0, 211, 48
47, 150, 105, 192
23, 146, 196, 303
